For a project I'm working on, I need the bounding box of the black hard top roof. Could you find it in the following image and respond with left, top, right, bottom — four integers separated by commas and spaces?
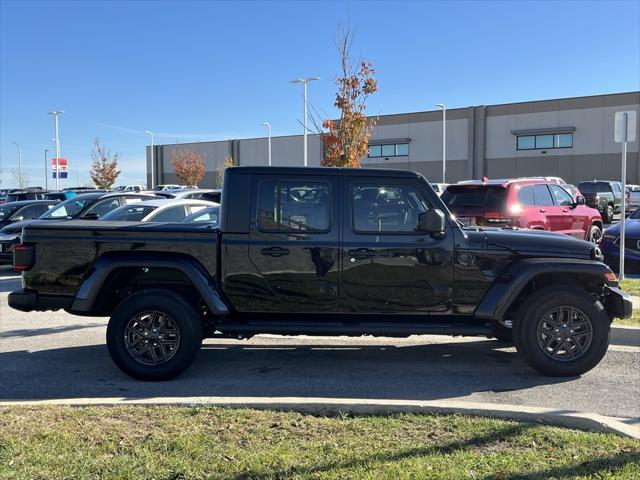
227, 166, 421, 178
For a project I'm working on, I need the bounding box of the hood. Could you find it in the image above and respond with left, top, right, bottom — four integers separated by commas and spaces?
0, 219, 41, 235
470, 226, 594, 259
604, 219, 640, 237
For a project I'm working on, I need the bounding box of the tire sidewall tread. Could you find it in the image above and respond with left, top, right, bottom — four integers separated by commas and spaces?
106, 289, 203, 381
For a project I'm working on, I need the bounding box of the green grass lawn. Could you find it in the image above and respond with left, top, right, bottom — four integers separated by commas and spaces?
0, 406, 638, 479
616, 279, 640, 326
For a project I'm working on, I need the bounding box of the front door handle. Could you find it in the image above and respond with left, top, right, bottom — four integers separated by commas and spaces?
261, 246, 290, 257
348, 248, 375, 260
539, 209, 546, 213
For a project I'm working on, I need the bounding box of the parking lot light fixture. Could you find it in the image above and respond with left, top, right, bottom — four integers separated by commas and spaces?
144, 130, 155, 189
12, 142, 22, 186
260, 122, 272, 166
48, 111, 65, 190
290, 76, 320, 167
436, 103, 446, 183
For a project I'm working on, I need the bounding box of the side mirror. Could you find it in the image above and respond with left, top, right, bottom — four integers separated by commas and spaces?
576, 195, 585, 206
10, 216, 24, 223
82, 213, 99, 220
419, 209, 446, 238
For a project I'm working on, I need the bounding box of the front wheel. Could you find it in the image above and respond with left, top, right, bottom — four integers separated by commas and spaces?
106, 289, 203, 381
513, 287, 610, 377
587, 224, 602, 244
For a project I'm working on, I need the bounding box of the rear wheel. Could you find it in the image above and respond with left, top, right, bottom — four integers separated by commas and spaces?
106, 289, 203, 381
604, 205, 614, 223
513, 286, 610, 377
587, 224, 602, 244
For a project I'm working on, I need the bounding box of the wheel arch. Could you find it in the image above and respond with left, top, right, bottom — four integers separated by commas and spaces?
474, 258, 614, 321
70, 253, 229, 317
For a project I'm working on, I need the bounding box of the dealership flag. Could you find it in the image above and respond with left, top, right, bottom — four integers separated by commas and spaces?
52, 158, 68, 179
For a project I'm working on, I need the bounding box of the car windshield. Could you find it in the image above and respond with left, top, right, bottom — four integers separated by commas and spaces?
40, 198, 90, 219
578, 182, 611, 194
101, 205, 157, 221
441, 185, 507, 209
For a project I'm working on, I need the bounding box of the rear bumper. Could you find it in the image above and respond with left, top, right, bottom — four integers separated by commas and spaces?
604, 286, 633, 320
8, 289, 73, 312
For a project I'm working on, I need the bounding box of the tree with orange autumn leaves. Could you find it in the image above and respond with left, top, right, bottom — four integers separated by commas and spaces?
319, 27, 378, 167
171, 150, 206, 186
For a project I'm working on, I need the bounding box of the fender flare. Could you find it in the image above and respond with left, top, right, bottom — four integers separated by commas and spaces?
70, 254, 229, 315
474, 257, 613, 321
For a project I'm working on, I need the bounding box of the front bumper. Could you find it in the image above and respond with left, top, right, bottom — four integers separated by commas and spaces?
604, 285, 633, 320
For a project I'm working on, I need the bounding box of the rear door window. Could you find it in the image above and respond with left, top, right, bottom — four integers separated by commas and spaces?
517, 185, 535, 206
258, 181, 330, 232
532, 184, 554, 206
152, 206, 188, 222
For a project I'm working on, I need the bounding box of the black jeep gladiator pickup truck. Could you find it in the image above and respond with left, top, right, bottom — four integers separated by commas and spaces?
9, 167, 632, 380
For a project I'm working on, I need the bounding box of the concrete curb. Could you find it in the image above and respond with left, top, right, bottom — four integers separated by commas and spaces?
2, 397, 638, 440
611, 325, 640, 347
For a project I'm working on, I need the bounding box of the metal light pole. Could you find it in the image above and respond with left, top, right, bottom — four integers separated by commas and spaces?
48, 111, 64, 190
290, 76, 320, 166
12, 142, 22, 188
44, 149, 49, 189
144, 130, 155, 189
436, 104, 446, 183
260, 122, 272, 166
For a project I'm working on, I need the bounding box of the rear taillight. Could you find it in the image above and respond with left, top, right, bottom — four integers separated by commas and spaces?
13, 245, 34, 271
483, 212, 513, 224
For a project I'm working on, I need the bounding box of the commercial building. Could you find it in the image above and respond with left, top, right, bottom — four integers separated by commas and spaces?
147, 91, 640, 187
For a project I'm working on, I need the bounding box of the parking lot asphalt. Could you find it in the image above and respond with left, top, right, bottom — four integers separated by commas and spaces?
1, 268, 638, 422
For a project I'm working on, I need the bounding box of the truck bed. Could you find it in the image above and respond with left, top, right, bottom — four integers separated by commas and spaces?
20, 220, 219, 297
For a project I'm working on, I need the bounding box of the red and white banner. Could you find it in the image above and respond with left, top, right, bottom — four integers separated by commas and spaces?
52, 158, 68, 179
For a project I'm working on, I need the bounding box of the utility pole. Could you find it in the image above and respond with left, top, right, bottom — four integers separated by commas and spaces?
12, 142, 22, 188
48, 111, 65, 190
261, 122, 272, 166
436, 103, 446, 183
144, 130, 155, 189
290, 77, 320, 166
44, 149, 49, 189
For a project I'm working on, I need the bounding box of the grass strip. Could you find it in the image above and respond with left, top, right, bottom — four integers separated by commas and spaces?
0, 406, 638, 479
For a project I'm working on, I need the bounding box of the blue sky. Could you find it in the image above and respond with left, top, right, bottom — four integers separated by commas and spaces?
1, 0, 639, 187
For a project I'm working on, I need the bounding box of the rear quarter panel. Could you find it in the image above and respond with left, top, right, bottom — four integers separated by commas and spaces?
21, 221, 218, 296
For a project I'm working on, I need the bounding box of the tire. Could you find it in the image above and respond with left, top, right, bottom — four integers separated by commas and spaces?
513, 286, 610, 377
106, 289, 203, 381
587, 224, 602, 244
604, 205, 614, 224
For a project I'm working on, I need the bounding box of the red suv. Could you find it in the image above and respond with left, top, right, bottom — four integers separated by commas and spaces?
441, 179, 603, 243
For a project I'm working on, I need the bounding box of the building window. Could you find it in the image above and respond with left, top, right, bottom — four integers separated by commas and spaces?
517, 133, 573, 150
368, 143, 410, 158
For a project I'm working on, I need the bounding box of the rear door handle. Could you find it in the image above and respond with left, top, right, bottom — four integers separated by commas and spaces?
348, 248, 375, 260
261, 246, 290, 257
539, 209, 546, 213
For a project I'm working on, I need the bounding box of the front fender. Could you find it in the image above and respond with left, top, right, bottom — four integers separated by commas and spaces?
70, 254, 229, 315
474, 258, 614, 320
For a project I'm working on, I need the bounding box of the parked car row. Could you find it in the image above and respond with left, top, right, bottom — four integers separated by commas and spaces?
0, 190, 220, 265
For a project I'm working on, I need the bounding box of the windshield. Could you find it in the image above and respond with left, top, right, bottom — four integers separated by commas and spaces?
101, 205, 157, 221
578, 182, 611, 194
441, 185, 507, 210
40, 198, 90, 219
